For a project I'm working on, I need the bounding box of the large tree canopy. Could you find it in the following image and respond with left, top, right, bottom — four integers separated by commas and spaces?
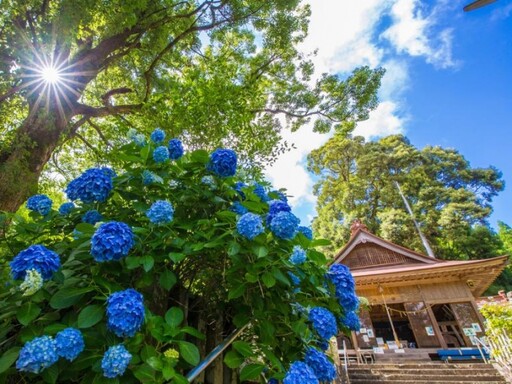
307, 134, 505, 260
0, 0, 384, 213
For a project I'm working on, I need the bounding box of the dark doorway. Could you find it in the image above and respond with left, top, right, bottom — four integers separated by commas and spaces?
369, 303, 417, 348
431, 304, 466, 347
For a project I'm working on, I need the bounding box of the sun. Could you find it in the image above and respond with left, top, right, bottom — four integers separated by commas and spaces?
39, 65, 62, 84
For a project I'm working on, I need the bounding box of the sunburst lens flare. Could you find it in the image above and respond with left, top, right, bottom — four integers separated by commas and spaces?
39, 65, 62, 84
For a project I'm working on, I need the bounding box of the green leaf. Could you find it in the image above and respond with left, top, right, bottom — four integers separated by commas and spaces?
162, 365, 175, 380
178, 341, 200, 366
159, 270, 177, 290
50, 287, 93, 309
17, 302, 41, 326
232, 341, 253, 357
172, 374, 189, 384
272, 268, 290, 286
308, 250, 327, 265
125, 256, 140, 270
168, 252, 186, 263
78, 305, 104, 328
244, 272, 258, 283
228, 242, 241, 256
41, 363, 59, 383
261, 272, 276, 288
133, 364, 156, 383
224, 350, 244, 368
228, 284, 246, 300
75, 223, 96, 233
240, 363, 265, 381
146, 356, 163, 371
141, 255, 154, 272
179, 326, 205, 340
310, 238, 331, 247
165, 307, 184, 328
190, 149, 209, 163
0, 347, 20, 374
252, 245, 268, 258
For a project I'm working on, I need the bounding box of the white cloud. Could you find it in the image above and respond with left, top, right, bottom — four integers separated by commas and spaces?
381, 0, 458, 68
266, 1, 457, 217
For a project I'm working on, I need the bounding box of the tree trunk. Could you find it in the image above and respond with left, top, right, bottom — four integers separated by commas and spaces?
0, 102, 72, 212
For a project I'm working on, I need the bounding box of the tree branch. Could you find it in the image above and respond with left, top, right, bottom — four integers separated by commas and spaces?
87, 119, 113, 148
0, 83, 25, 104
101, 87, 133, 105
73, 102, 142, 118
74, 132, 102, 157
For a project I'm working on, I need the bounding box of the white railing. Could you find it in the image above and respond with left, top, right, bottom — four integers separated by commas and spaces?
338, 340, 350, 384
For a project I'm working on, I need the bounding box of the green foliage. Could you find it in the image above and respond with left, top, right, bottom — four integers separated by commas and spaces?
0, 0, 383, 212
480, 303, 512, 335
308, 133, 505, 259
0, 136, 349, 382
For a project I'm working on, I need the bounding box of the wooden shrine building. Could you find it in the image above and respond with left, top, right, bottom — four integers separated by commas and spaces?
333, 221, 508, 352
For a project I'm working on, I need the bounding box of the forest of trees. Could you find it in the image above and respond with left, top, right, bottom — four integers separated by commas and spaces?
308, 133, 511, 293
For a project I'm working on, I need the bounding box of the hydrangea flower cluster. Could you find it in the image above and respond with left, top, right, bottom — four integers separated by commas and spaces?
101, 345, 132, 378
288, 271, 301, 286
142, 170, 163, 185
208, 149, 237, 177
146, 200, 174, 225
342, 311, 361, 331
283, 361, 319, 384
236, 213, 264, 240
327, 264, 359, 312
266, 199, 291, 225
309, 307, 338, 340
91, 222, 134, 262
10, 245, 61, 280
234, 181, 246, 199
19, 269, 43, 296
66, 168, 114, 203
58, 202, 75, 215
201, 175, 215, 188
253, 183, 269, 202
82, 210, 103, 225
289, 246, 307, 265
153, 146, 170, 163
304, 348, 336, 381
168, 138, 184, 159
16, 336, 58, 374
106, 289, 145, 337
298, 226, 313, 240
230, 202, 248, 215
26, 194, 53, 215
164, 348, 179, 360
272, 190, 288, 202
55, 328, 85, 361
269, 211, 300, 240
150, 128, 165, 143
128, 128, 146, 146
317, 340, 329, 351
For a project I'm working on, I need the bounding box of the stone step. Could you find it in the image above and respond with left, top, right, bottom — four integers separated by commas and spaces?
348, 363, 497, 370
348, 368, 499, 373
348, 374, 503, 381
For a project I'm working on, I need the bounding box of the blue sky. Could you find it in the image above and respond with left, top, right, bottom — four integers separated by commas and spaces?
265, 0, 512, 230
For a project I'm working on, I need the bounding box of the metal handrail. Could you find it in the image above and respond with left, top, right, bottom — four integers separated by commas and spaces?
341, 340, 351, 384
472, 336, 490, 364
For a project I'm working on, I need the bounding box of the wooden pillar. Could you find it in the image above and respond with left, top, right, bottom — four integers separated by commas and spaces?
426, 304, 447, 348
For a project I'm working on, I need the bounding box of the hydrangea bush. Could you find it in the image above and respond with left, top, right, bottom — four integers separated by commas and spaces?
0, 131, 359, 383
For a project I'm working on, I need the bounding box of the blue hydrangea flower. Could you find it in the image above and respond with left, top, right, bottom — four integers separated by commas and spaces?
91, 222, 134, 262
101, 344, 132, 378
309, 307, 338, 340
266, 199, 291, 225
66, 168, 114, 203
16, 336, 58, 374
317, 340, 329, 351
153, 146, 169, 163
230, 202, 248, 215
168, 138, 184, 160
146, 200, 174, 225
304, 348, 336, 382
106, 289, 145, 337
10, 245, 61, 281
342, 311, 361, 331
268, 379, 278, 384
269, 211, 300, 240
283, 361, 318, 384
141, 170, 162, 185
55, 328, 85, 361
128, 129, 146, 146
338, 291, 359, 312
82, 210, 103, 225
26, 194, 53, 215
208, 149, 237, 177
298, 226, 313, 240
289, 246, 306, 265
58, 202, 75, 215
327, 264, 355, 293
252, 183, 269, 202
288, 271, 300, 286
270, 190, 288, 202
150, 128, 166, 143
236, 213, 264, 240
234, 181, 247, 199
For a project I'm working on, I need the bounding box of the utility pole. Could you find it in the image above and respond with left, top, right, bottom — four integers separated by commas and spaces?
394, 180, 436, 258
